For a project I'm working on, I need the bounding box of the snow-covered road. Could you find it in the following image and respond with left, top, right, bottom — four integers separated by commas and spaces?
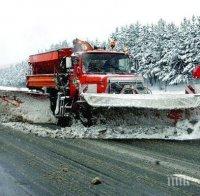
0, 125, 200, 195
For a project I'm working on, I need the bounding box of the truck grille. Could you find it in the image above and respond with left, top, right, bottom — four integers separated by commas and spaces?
108, 81, 147, 94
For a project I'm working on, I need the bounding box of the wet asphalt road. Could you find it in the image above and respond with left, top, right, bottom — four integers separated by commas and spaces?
0, 124, 200, 196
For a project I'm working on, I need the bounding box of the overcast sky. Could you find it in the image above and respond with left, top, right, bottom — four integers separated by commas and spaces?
0, 0, 199, 67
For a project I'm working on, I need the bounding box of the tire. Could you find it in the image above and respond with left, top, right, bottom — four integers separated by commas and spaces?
48, 89, 58, 114
57, 116, 73, 127
79, 105, 94, 127
50, 98, 57, 114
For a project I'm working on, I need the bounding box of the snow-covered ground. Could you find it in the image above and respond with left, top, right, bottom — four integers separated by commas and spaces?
1, 115, 200, 140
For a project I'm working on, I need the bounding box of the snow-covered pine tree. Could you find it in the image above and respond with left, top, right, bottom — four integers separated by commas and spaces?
111, 16, 200, 86
0, 61, 29, 87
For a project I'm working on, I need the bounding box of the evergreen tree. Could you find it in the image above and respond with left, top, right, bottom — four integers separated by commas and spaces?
111, 16, 200, 85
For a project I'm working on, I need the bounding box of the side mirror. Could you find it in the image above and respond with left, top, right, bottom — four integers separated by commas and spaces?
66, 57, 72, 69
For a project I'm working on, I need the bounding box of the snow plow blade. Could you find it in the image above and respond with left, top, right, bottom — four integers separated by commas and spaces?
79, 93, 200, 140
81, 93, 200, 110
0, 86, 56, 123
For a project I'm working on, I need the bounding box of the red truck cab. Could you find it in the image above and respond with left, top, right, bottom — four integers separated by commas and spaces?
27, 48, 147, 97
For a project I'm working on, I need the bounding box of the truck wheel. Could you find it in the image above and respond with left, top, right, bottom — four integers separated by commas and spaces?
57, 116, 73, 127
50, 98, 56, 114
48, 89, 58, 114
79, 106, 93, 127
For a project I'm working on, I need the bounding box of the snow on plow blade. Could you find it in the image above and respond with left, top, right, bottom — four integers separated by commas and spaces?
80, 93, 200, 140
81, 93, 200, 110
0, 86, 56, 123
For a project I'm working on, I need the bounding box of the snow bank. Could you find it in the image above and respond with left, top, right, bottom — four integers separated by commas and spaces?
0, 89, 56, 124
1, 118, 200, 140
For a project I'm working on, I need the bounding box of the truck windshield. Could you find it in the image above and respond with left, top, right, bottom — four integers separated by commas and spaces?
83, 53, 131, 74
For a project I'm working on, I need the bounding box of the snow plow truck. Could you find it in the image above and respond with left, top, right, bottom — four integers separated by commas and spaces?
26, 39, 152, 126
25, 39, 200, 128
1, 39, 200, 134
